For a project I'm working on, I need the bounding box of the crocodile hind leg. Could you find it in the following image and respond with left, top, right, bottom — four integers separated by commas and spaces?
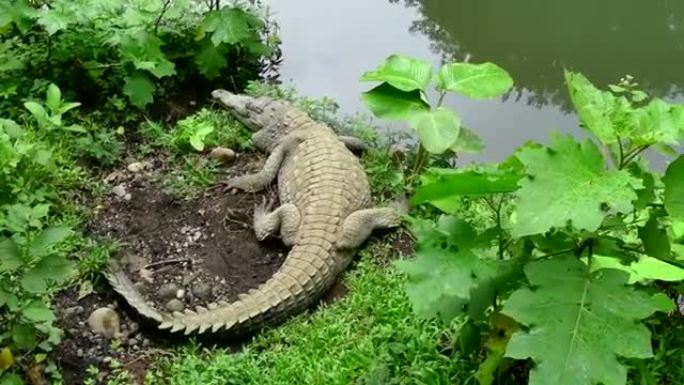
253, 199, 301, 246
222, 133, 302, 192
336, 207, 402, 250
338, 136, 369, 154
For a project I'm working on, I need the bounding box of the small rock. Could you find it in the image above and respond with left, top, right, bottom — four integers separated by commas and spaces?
192, 282, 212, 300
139, 268, 154, 283
127, 162, 145, 173
76, 348, 84, 357
112, 184, 128, 198
165, 299, 185, 312
209, 147, 236, 163
158, 283, 179, 299
176, 289, 186, 299
87, 308, 120, 338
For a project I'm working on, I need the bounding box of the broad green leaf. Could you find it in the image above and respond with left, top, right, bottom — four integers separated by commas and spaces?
23, 102, 48, 124
591, 255, 684, 284
45, 83, 61, 112
638, 217, 671, 260
28, 226, 73, 258
412, 168, 522, 206
410, 107, 461, 154
119, 32, 175, 79
36, 7, 71, 35
21, 254, 75, 293
565, 71, 623, 144
0, 119, 23, 139
630, 99, 681, 146
0, 374, 23, 385
57, 102, 81, 115
0, 0, 36, 34
663, 155, 684, 218
22, 301, 55, 322
201, 7, 254, 46
0, 238, 21, 272
361, 54, 433, 92
438, 62, 513, 99
360, 83, 429, 121
123, 74, 155, 108
188, 123, 215, 151
396, 216, 498, 321
194, 42, 228, 79
11, 323, 37, 350
450, 126, 484, 154
502, 257, 672, 385
510, 134, 640, 237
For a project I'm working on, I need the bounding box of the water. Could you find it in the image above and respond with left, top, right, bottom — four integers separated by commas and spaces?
266, 0, 684, 165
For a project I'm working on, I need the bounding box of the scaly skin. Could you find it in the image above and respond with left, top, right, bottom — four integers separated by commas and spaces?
106, 90, 401, 335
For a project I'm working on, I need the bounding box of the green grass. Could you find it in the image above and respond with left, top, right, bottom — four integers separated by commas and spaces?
144, 243, 476, 385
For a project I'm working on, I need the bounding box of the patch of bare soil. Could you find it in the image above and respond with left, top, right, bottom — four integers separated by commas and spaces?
54, 152, 290, 385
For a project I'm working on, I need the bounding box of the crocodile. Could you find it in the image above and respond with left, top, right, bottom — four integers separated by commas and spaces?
106, 90, 402, 335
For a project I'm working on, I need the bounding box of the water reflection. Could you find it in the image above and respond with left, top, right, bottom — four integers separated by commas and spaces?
390, 0, 684, 110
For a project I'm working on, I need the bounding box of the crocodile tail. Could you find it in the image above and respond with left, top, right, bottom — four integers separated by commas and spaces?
156, 245, 340, 335
105, 264, 165, 323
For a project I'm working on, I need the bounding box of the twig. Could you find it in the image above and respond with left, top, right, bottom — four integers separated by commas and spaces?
153, 0, 174, 34
142, 258, 191, 270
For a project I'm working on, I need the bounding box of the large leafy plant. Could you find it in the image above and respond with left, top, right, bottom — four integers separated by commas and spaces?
359, 54, 513, 175
381, 64, 684, 384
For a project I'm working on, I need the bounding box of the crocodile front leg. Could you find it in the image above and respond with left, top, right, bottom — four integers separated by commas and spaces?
223, 133, 302, 192
336, 207, 402, 250
253, 200, 301, 247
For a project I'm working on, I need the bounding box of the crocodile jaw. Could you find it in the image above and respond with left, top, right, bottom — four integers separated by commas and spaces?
211, 89, 262, 131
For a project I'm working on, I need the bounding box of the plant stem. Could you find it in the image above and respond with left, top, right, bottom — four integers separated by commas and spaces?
620, 144, 649, 169
153, 0, 173, 33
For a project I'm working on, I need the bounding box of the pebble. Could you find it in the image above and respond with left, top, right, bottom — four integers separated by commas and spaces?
176, 289, 186, 299
111, 184, 128, 198
209, 147, 236, 163
192, 282, 212, 300
158, 283, 179, 299
87, 308, 120, 338
165, 299, 185, 312
126, 162, 145, 173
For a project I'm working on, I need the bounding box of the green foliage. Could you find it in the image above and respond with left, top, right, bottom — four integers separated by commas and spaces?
360, 54, 514, 177
398, 66, 684, 385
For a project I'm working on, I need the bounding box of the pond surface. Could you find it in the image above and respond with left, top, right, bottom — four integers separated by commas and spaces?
267, 0, 684, 165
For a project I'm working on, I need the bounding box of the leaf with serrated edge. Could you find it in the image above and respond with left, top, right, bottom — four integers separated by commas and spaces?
22, 301, 55, 322
663, 155, 684, 218
413, 167, 522, 206
511, 134, 641, 237
0, 238, 21, 272
123, 74, 155, 108
396, 216, 498, 321
438, 62, 513, 99
502, 257, 672, 385
361, 54, 433, 92
590, 255, 684, 284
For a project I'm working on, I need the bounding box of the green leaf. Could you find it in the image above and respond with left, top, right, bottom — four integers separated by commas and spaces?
36, 7, 71, 35
21, 254, 75, 293
201, 7, 254, 46
57, 102, 81, 115
396, 216, 498, 321
0, 119, 23, 139
194, 41, 228, 79
0, 374, 23, 385
360, 54, 433, 92
591, 255, 684, 284
45, 83, 61, 112
23, 102, 49, 125
502, 257, 671, 385
29, 226, 73, 258
638, 217, 671, 260
0, 347, 14, 371
11, 323, 37, 350
188, 122, 215, 151
438, 62, 513, 99
565, 71, 623, 144
123, 73, 155, 108
0, 238, 21, 272
22, 301, 55, 322
663, 155, 684, 218
360, 83, 429, 121
119, 32, 175, 79
510, 134, 641, 237
409, 107, 461, 154
412, 168, 522, 206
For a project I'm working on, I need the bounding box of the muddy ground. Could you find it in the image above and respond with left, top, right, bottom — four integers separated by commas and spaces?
52, 151, 409, 385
